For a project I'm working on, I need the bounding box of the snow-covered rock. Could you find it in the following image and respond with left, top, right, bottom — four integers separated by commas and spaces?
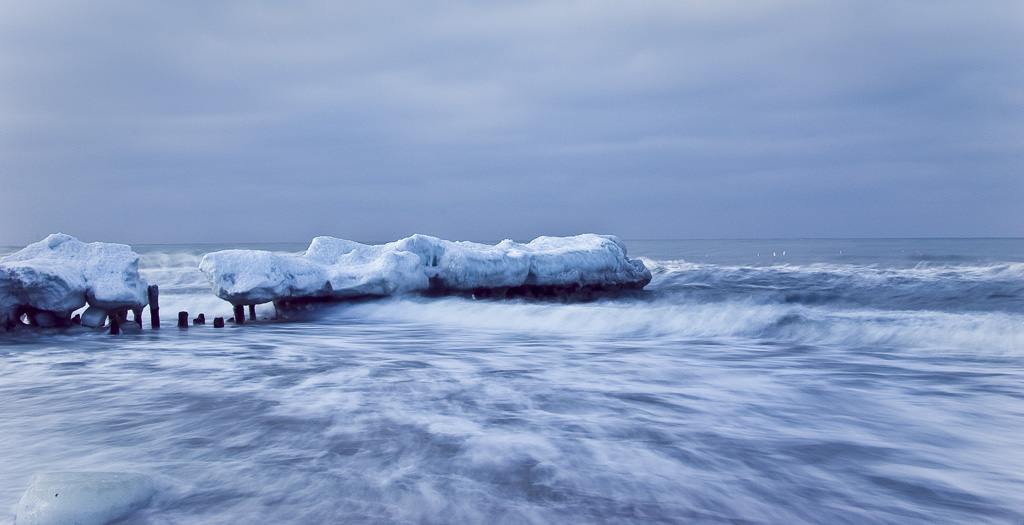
0, 234, 149, 328
195, 249, 330, 306
199, 234, 651, 307
16, 472, 154, 525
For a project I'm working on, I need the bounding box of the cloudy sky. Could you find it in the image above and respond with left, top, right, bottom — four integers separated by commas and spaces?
1, 1, 1021, 245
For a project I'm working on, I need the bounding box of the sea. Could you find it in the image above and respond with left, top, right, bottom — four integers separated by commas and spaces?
1, 238, 1022, 524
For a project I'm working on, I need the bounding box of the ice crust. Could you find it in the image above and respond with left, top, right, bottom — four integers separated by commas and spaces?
16, 472, 155, 525
200, 234, 652, 306
0, 234, 149, 327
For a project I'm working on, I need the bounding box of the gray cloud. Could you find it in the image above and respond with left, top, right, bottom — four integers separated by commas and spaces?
2, 0, 1022, 245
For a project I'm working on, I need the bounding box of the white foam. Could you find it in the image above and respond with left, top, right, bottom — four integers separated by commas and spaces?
331, 296, 1024, 355
16, 472, 154, 525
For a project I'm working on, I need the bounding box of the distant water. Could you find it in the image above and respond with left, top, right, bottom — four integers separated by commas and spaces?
2, 238, 1023, 524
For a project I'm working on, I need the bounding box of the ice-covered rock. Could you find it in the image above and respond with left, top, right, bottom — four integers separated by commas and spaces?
199, 234, 651, 307
195, 249, 330, 306
16, 472, 154, 525
0, 234, 149, 329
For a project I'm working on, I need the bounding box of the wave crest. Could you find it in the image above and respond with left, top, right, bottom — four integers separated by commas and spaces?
642, 260, 1024, 313
327, 296, 1023, 355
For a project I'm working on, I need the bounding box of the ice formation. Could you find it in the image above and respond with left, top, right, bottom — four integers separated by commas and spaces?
0, 234, 149, 329
16, 472, 154, 525
200, 234, 651, 307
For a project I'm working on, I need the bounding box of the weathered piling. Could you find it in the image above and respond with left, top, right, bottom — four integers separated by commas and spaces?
177, 311, 189, 328
234, 305, 245, 325
248, 304, 256, 321
213, 317, 225, 328
193, 313, 206, 325
148, 285, 160, 329
109, 317, 120, 335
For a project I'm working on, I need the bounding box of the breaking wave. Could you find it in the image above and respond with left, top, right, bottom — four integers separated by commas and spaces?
644, 259, 1024, 313
327, 296, 1023, 356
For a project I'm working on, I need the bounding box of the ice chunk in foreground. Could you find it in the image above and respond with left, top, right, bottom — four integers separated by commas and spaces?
0, 234, 149, 329
200, 234, 651, 306
16, 472, 154, 525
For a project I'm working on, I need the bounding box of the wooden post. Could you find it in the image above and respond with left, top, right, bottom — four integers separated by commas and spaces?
234, 304, 245, 324
213, 317, 225, 328
193, 313, 206, 325
178, 311, 189, 328
148, 285, 160, 329
110, 317, 120, 335
248, 304, 256, 321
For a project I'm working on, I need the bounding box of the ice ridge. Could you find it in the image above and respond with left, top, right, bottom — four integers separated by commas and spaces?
0, 234, 149, 328
199, 234, 652, 307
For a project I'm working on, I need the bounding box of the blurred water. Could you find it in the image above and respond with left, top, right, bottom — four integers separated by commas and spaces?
1, 239, 1023, 524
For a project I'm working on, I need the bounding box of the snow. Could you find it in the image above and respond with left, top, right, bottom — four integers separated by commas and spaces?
194, 250, 330, 306
0, 234, 149, 328
16, 472, 154, 525
200, 234, 651, 306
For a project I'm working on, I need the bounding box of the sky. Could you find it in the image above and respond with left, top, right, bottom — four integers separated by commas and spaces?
1, 1, 1022, 245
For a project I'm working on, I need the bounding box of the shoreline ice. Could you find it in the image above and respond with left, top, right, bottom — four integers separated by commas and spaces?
1, 233, 651, 330
199, 234, 652, 308
0, 234, 149, 329
16, 472, 154, 525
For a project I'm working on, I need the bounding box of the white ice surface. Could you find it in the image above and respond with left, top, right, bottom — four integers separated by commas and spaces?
15, 472, 154, 525
0, 234, 149, 324
200, 234, 651, 305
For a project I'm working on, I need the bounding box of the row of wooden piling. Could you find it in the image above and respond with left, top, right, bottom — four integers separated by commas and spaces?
107, 284, 259, 334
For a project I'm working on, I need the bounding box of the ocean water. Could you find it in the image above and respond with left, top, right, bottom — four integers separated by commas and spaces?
1, 238, 1023, 524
